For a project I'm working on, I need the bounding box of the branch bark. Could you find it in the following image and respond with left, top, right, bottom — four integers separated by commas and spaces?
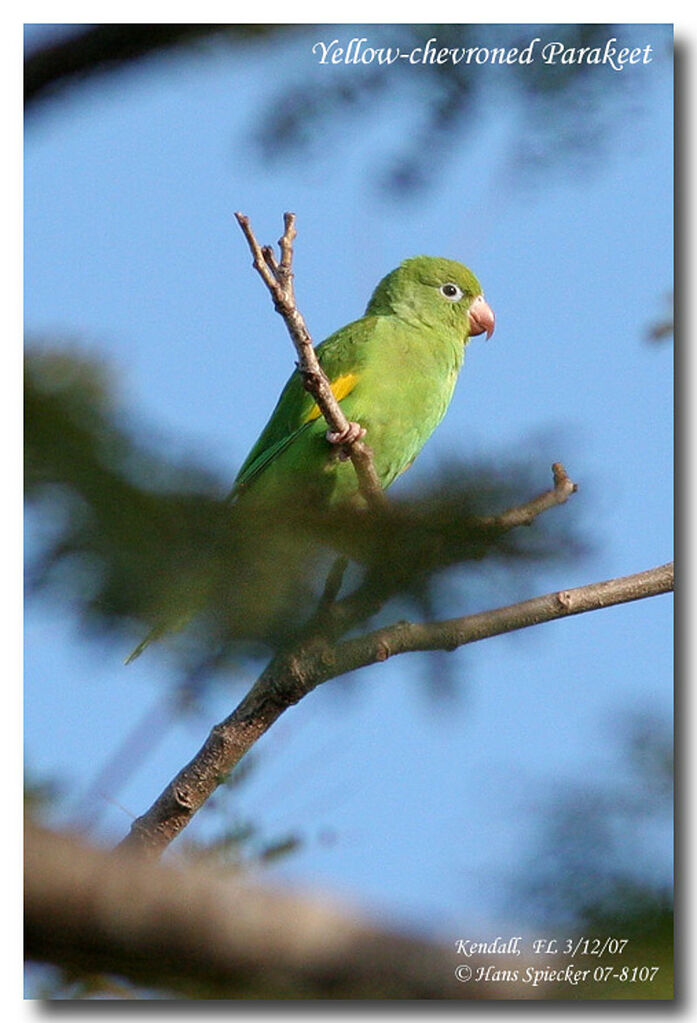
330, 561, 674, 670
118, 558, 672, 857
235, 211, 386, 507
26, 823, 543, 999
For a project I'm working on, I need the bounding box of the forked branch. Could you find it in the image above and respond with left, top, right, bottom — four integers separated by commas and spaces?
235, 212, 385, 507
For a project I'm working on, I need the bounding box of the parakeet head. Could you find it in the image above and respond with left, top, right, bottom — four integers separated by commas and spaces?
365, 256, 495, 341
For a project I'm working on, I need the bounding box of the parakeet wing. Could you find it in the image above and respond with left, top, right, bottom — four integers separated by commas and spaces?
232, 316, 376, 494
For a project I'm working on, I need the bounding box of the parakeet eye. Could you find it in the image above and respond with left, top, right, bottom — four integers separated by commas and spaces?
440, 283, 464, 301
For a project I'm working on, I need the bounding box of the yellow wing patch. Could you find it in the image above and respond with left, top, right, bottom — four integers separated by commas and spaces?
302, 372, 359, 424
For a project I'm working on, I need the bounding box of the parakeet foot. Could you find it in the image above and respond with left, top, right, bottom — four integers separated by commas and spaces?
326, 421, 366, 459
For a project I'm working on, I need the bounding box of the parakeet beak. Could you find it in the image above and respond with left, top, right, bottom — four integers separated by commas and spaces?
468, 295, 495, 339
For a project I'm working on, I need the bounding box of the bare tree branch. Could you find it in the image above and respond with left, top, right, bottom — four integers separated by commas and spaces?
28, 823, 542, 999
329, 561, 674, 670
118, 558, 672, 857
235, 211, 386, 507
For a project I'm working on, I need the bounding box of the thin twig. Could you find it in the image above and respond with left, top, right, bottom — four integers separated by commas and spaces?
235, 212, 386, 507
314, 462, 579, 640
484, 462, 578, 530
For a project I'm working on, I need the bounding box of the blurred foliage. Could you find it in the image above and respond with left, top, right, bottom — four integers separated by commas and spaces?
256, 23, 646, 194
24, 773, 62, 815
25, 345, 581, 678
25, 23, 670, 195
508, 712, 673, 999
647, 293, 674, 343
24, 24, 301, 107
27, 965, 147, 1001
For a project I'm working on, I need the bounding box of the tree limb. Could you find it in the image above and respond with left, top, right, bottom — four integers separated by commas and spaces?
235, 211, 386, 507
329, 561, 674, 671
118, 558, 672, 857
26, 823, 543, 999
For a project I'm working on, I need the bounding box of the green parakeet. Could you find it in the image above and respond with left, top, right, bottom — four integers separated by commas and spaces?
126, 255, 494, 662
232, 255, 494, 506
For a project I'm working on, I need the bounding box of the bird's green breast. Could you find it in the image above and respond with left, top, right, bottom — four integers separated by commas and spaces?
343, 317, 464, 491
235, 314, 466, 508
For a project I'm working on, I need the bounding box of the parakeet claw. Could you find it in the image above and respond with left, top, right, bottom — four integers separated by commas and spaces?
326, 421, 366, 458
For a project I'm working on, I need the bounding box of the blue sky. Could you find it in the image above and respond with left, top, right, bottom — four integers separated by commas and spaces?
24, 24, 672, 942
